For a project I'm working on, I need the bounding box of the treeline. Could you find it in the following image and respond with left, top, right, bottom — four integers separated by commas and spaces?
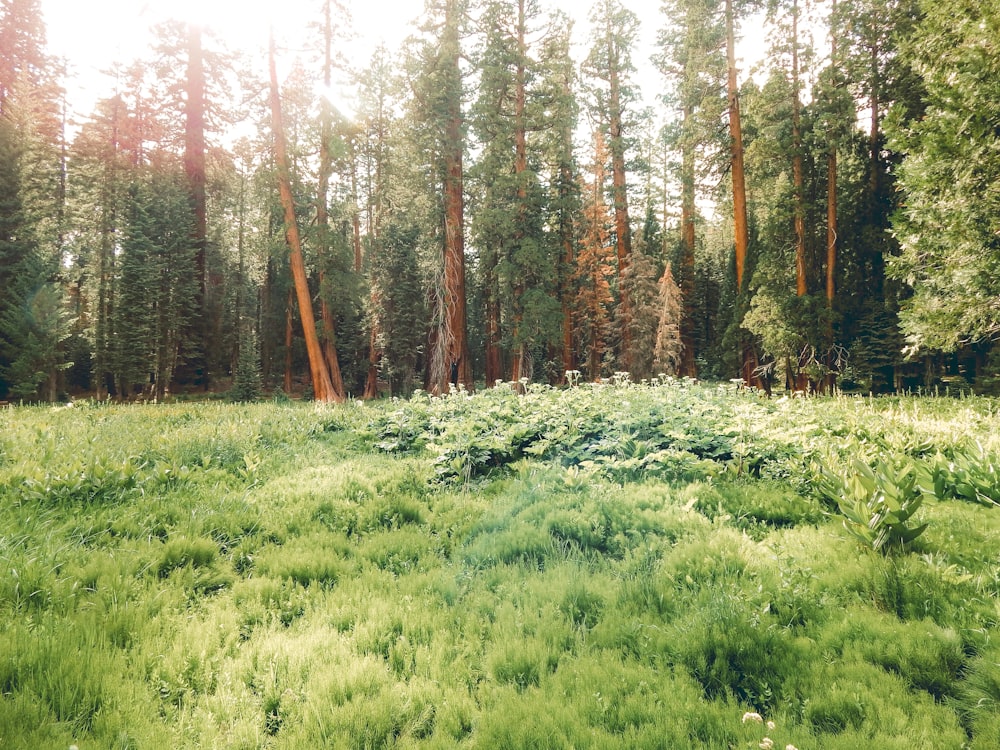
1, 0, 998, 402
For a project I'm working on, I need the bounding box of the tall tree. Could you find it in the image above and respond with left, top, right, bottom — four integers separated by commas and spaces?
407, 0, 472, 393
315, 0, 350, 400
657, 0, 726, 377
183, 22, 209, 387
268, 31, 341, 402
573, 130, 616, 381
584, 0, 640, 373
471, 0, 563, 385
888, 0, 1000, 352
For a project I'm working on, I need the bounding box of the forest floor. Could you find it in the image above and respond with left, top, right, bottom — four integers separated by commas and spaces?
2, 383, 1000, 748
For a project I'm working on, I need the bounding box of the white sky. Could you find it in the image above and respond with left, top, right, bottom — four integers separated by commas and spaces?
40, 0, 766, 130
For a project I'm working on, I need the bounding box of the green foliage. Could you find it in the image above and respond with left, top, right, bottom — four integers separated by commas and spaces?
887, 0, 1000, 353
2, 397, 1000, 748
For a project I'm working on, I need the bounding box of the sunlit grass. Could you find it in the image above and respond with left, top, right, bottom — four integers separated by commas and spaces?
2, 389, 1000, 747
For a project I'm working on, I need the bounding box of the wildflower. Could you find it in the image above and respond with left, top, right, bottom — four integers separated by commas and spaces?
742, 712, 764, 724
786, 745, 799, 750
759, 739, 774, 750
767, 720, 776, 730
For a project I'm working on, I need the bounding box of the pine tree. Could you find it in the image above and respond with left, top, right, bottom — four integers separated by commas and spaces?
573, 130, 616, 381
654, 262, 684, 376
584, 0, 640, 372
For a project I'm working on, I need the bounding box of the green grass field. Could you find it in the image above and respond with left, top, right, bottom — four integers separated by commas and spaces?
3, 382, 1000, 748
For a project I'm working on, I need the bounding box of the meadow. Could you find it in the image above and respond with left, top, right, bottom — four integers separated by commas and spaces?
2, 381, 1000, 748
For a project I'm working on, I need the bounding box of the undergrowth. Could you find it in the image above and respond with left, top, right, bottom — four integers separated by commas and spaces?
1, 387, 999, 747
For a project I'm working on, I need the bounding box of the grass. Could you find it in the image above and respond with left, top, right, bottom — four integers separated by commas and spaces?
1, 386, 1000, 747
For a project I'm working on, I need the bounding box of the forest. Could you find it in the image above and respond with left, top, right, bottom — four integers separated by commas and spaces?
1, 0, 999, 403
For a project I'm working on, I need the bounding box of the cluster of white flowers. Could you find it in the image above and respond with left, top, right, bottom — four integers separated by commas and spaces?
741, 712, 798, 750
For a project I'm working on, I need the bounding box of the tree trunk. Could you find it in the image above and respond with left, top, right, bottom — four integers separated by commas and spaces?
316, 0, 348, 401
791, 0, 809, 392
438, 0, 472, 393
607, 23, 632, 371
725, 0, 755, 387
792, 0, 806, 299
825, 0, 839, 395
184, 22, 209, 389
679, 102, 698, 378
725, 0, 749, 294
269, 31, 340, 403
284, 286, 294, 395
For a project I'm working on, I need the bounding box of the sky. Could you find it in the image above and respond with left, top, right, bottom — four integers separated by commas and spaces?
39, 0, 765, 130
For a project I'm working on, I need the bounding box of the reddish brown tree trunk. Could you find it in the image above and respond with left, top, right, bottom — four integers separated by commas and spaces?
437, 0, 472, 394
726, 0, 757, 388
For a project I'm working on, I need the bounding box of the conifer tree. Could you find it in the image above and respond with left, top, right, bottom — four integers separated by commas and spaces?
573, 131, 616, 381
584, 0, 640, 372
654, 262, 684, 376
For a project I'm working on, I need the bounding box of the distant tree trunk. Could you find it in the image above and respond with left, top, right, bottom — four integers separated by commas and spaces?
725, 0, 748, 294
316, 0, 348, 400
284, 287, 294, 394
792, 0, 806, 299
510, 0, 529, 384
269, 31, 340, 403
725, 0, 756, 388
184, 22, 208, 388
679, 102, 698, 378
791, 0, 810, 392
607, 31, 632, 372
825, 0, 839, 394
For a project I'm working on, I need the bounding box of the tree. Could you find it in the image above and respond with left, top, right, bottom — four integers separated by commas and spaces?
268, 31, 341, 403
657, 0, 727, 377
888, 0, 1000, 352
653, 262, 684, 375
584, 0, 640, 372
0, 0, 66, 400
407, 0, 472, 393
471, 0, 563, 385
68, 93, 133, 398
314, 0, 351, 400
573, 130, 616, 381
535, 19, 582, 380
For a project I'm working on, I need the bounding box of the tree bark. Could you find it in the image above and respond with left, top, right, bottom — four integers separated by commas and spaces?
726, 0, 757, 388
437, 0, 472, 393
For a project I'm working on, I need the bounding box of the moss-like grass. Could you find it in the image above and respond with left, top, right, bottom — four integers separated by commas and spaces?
2, 388, 1000, 747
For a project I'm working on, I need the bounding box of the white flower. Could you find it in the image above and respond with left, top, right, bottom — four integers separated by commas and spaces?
759, 739, 774, 750
786, 745, 799, 750
742, 712, 764, 724
767, 720, 776, 730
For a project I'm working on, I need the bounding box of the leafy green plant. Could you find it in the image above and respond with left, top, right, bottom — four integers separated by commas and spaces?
925, 443, 1000, 507
813, 454, 929, 552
